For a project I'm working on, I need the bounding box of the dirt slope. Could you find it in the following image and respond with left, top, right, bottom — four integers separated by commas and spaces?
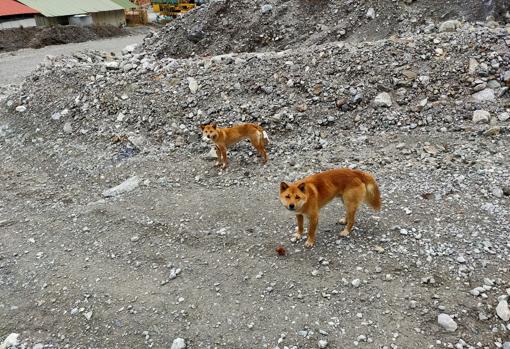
145, 0, 509, 58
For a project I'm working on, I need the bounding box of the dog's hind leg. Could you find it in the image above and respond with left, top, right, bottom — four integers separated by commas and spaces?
338, 197, 346, 224
250, 136, 268, 164
339, 186, 365, 237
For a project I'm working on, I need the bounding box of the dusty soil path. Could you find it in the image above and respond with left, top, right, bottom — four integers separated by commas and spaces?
0, 32, 148, 86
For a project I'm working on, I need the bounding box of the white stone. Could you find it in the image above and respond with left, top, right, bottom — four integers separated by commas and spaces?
439, 20, 461, 32
102, 176, 141, 198
502, 71, 510, 83
470, 287, 486, 296
261, 4, 272, 14
188, 77, 199, 94
373, 92, 392, 108
0, 333, 19, 349
351, 279, 361, 287
318, 339, 328, 348
366, 7, 375, 19
15, 106, 26, 112
471, 88, 495, 103
205, 147, 218, 159
472, 110, 490, 124
122, 44, 138, 55
63, 122, 73, 134
498, 112, 510, 122
104, 61, 120, 70
171, 338, 186, 349
496, 299, 510, 321
468, 58, 479, 75
438, 313, 457, 332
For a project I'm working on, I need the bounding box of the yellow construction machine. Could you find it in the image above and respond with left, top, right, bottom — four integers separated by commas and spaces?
151, 0, 200, 18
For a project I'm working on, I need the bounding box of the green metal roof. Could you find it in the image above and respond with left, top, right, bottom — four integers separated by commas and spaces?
110, 0, 136, 9
16, 0, 126, 17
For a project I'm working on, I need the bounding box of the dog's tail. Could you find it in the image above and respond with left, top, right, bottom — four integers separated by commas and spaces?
360, 172, 381, 211
254, 124, 269, 145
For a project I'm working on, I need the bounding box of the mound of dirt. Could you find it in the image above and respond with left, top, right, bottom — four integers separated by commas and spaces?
0, 25, 129, 52
145, 0, 510, 58
6, 22, 509, 148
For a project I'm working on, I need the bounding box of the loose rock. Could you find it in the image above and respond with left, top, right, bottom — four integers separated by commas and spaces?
0, 333, 19, 349
373, 92, 392, 108
102, 176, 141, 198
438, 314, 458, 332
438, 20, 460, 32
318, 339, 328, 348
472, 110, 490, 124
171, 338, 186, 349
496, 299, 510, 321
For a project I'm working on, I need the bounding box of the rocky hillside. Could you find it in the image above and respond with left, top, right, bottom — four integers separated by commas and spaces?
145, 0, 510, 58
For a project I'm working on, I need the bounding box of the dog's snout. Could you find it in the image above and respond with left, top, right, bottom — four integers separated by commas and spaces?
288, 203, 295, 210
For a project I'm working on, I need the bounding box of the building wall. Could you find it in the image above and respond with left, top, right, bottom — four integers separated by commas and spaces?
34, 10, 125, 27
0, 16, 36, 29
90, 10, 126, 26
35, 14, 68, 26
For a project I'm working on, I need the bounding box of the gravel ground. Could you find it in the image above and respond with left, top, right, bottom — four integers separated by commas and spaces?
0, 1, 509, 348
0, 126, 509, 349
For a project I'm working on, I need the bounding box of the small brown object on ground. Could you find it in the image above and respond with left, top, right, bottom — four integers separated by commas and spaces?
275, 245, 286, 256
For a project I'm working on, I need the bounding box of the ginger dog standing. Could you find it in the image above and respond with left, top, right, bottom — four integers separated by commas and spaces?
200, 122, 269, 168
279, 168, 381, 247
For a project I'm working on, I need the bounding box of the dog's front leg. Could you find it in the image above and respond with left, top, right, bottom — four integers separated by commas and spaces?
214, 145, 222, 166
305, 214, 318, 248
293, 214, 304, 241
219, 145, 228, 169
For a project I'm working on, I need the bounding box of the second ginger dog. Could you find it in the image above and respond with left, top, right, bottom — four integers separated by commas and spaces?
279, 168, 381, 247
200, 122, 269, 168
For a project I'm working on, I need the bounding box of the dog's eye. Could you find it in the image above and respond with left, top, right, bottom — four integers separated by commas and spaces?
295, 196, 300, 200
286, 195, 291, 199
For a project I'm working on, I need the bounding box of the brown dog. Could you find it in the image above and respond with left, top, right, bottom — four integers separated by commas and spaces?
200, 122, 269, 168
279, 168, 381, 247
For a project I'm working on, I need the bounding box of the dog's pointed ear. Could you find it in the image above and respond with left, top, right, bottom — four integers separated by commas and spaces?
199, 124, 206, 130
211, 123, 217, 129
280, 181, 289, 192
298, 182, 306, 193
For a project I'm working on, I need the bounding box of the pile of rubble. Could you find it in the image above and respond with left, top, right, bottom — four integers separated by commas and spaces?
144, 0, 509, 59
4, 21, 510, 153
0, 25, 129, 53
